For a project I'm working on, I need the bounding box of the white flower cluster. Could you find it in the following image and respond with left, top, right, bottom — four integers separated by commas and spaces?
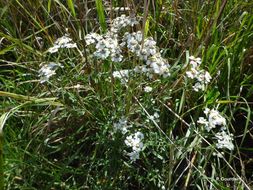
197, 108, 226, 132
84, 15, 170, 77
84, 15, 139, 62
84, 33, 103, 46
186, 56, 211, 91
113, 118, 145, 161
122, 32, 170, 77
125, 131, 144, 161
144, 86, 153, 92
47, 35, 77, 53
146, 112, 160, 123
85, 32, 123, 62
113, 117, 132, 134
112, 69, 132, 84
110, 14, 138, 35
214, 131, 234, 151
197, 108, 234, 151
38, 62, 63, 83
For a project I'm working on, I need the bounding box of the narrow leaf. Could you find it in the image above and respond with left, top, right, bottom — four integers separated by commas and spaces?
67, 0, 76, 17
95, 0, 107, 32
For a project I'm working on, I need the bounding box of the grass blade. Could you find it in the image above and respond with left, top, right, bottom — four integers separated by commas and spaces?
48, 0, 52, 12
0, 91, 63, 106
67, 0, 76, 17
95, 0, 107, 33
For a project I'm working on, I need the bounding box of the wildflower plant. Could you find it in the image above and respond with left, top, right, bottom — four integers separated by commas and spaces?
1, 1, 253, 190
185, 56, 212, 92
197, 108, 234, 151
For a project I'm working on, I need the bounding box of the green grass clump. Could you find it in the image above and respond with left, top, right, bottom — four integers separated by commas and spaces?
1, 0, 253, 189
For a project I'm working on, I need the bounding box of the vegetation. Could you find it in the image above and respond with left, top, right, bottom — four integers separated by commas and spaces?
1, 0, 253, 189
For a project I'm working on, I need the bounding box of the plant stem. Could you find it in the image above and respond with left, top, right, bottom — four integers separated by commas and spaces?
0, 132, 4, 190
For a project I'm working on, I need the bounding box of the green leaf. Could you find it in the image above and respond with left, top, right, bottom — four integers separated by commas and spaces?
48, 0, 52, 12
67, 0, 76, 17
95, 0, 107, 33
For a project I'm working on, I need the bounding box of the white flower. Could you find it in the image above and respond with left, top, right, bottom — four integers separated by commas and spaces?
85, 16, 170, 77
197, 117, 209, 126
148, 112, 160, 123
208, 109, 226, 129
144, 86, 153, 92
48, 45, 60, 53
147, 54, 170, 76
204, 71, 212, 84
186, 68, 199, 79
84, 33, 103, 45
135, 31, 143, 42
204, 108, 210, 115
125, 131, 144, 161
198, 108, 227, 131
127, 151, 140, 161
111, 53, 123, 62
63, 43, 77, 49
189, 56, 201, 65
94, 48, 110, 59
55, 35, 72, 46
113, 118, 132, 134
215, 131, 234, 150
134, 131, 144, 140
189, 60, 199, 68
198, 108, 234, 151
186, 56, 211, 91
38, 62, 63, 83
110, 14, 138, 34
113, 69, 131, 84
193, 82, 205, 92
47, 35, 77, 53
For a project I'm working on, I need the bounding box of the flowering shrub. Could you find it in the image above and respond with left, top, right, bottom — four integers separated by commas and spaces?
38, 14, 234, 163
3, 1, 252, 188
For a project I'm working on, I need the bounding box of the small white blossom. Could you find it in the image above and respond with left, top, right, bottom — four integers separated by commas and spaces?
85, 15, 170, 77
214, 131, 234, 150
48, 45, 60, 53
208, 109, 226, 130
84, 33, 103, 45
113, 69, 132, 84
204, 108, 210, 115
186, 68, 199, 79
197, 108, 234, 151
204, 71, 212, 84
47, 35, 77, 53
186, 56, 211, 92
55, 35, 72, 45
147, 112, 160, 123
193, 82, 205, 92
113, 118, 132, 134
94, 48, 110, 59
64, 43, 77, 49
197, 117, 209, 127
125, 131, 144, 161
198, 108, 227, 131
144, 86, 153, 92
38, 62, 63, 83
127, 151, 140, 161
110, 14, 139, 34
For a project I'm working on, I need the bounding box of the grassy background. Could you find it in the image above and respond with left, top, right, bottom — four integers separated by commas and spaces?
1, 0, 253, 189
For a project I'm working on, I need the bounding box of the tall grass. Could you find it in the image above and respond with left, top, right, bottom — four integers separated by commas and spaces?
1, 0, 253, 189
